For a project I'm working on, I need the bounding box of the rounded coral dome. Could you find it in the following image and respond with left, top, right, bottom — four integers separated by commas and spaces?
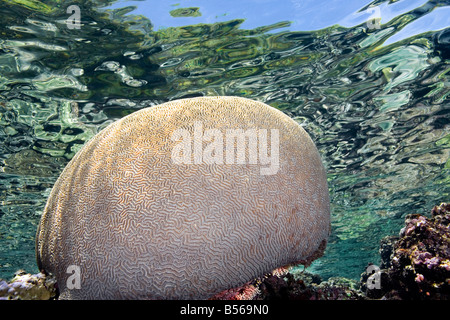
36, 96, 330, 299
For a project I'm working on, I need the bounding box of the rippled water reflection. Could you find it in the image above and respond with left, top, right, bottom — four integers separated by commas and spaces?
0, 0, 449, 280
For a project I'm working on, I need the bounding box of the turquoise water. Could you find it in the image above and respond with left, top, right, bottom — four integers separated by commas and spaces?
0, 0, 448, 282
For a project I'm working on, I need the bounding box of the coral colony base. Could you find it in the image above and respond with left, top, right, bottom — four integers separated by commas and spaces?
1, 203, 448, 300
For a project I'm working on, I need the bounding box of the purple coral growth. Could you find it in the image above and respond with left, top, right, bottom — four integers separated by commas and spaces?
368, 203, 450, 299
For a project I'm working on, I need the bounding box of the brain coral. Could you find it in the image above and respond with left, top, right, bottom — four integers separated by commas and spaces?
36, 96, 330, 299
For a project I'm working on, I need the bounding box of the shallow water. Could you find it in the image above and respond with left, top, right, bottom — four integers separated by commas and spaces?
0, 0, 448, 282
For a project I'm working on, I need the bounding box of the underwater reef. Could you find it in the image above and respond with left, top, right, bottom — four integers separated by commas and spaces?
361, 202, 450, 300
0, 270, 56, 300
211, 267, 365, 300
1, 203, 448, 300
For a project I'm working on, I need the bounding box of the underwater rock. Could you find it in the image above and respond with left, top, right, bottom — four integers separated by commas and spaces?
387, 203, 450, 299
0, 270, 57, 300
379, 235, 399, 269
212, 269, 364, 300
360, 263, 393, 299
362, 203, 450, 300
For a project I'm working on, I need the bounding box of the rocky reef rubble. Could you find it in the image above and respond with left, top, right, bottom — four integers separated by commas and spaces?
361, 202, 450, 300
0, 270, 57, 300
1, 203, 448, 300
211, 268, 365, 300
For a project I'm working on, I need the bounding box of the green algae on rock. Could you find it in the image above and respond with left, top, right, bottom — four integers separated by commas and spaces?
361, 203, 450, 300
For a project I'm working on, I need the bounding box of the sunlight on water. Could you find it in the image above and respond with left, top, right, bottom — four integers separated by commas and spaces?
0, 0, 448, 281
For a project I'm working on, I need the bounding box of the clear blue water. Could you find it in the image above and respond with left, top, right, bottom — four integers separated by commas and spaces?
0, 0, 449, 282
